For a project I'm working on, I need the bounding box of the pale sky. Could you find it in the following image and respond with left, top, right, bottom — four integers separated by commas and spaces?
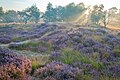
0, 0, 120, 12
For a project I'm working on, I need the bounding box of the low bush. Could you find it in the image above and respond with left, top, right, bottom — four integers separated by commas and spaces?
34, 61, 82, 80
50, 51, 61, 61
0, 47, 32, 80
113, 46, 120, 57
9, 41, 52, 53
50, 48, 105, 70
0, 36, 12, 44
61, 48, 81, 65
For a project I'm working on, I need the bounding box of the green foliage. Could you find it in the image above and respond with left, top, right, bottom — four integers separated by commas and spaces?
61, 48, 81, 65
62, 2, 85, 21
44, 2, 86, 22
54, 48, 105, 70
0, 7, 4, 17
52, 48, 90, 64
30, 55, 49, 74
31, 61, 41, 74
0, 5, 40, 23
80, 75, 92, 80
90, 4, 107, 26
99, 76, 120, 80
2, 10, 20, 22
90, 61, 105, 70
113, 46, 120, 57
10, 41, 38, 50
9, 41, 52, 53
101, 11, 107, 27
29, 5, 40, 23
18, 5, 40, 24
18, 9, 31, 24
12, 36, 29, 42
44, 3, 57, 22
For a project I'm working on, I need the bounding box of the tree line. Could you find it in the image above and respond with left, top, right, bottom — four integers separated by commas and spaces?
0, 2, 86, 24
90, 4, 120, 27
0, 2, 120, 27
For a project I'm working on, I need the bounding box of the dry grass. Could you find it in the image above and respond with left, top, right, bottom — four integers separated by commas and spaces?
107, 25, 120, 31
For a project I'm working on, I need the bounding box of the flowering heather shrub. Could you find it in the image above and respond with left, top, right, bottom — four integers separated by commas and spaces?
68, 31, 83, 38
103, 65, 120, 77
107, 38, 120, 48
0, 36, 12, 44
83, 38, 96, 47
80, 47, 94, 54
92, 42, 111, 53
50, 51, 61, 61
50, 48, 105, 70
73, 62, 93, 72
72, 36, 82, 43
1, 24, 120, 79
84, 30, 94, 36
110, 65, 120, 76
0, 47, 32, 80
44, 76, 56, 80
96, 29, 106, 34
102, 34, 120, 49
96, 32, 103, 36
102, 34, 117, 43
34, 61, 82, 80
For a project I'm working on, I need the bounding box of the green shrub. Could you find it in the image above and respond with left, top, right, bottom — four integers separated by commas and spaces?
61, 48, 81, 65
61, 48, 105, 69
113, 47, 120, 57
90, 61, 105, 70
9, 41, 52, 53
31, 61, 41, 75
30, 55, 49, 74
12, 37, 29, 42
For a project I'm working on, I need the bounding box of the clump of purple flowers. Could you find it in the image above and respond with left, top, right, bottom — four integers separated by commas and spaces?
0, 35, 12, 44
0, 47, 32, 80
102, 34, 120, 49
83, 38, 96, 47
34, 61, 82, 80
50, 51, 61, 61
96, 29, 107, 34
110, 65, 120, 76
103, 65, 120, 77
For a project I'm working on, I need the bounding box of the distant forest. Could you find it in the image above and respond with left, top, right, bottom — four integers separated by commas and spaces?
0, 2, 120, 26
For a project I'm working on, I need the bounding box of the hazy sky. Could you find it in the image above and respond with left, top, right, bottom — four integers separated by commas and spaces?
0, 0, 120, 12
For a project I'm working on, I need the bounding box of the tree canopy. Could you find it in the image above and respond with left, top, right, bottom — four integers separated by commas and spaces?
18, 5, 40, 24
44, 2, 86, 22
0, 3, 120, 26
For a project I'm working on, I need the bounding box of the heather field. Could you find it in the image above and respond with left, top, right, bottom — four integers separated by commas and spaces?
0, 23, 120, 80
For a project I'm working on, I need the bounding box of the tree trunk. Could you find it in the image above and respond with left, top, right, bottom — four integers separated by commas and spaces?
25, 21, 27, 24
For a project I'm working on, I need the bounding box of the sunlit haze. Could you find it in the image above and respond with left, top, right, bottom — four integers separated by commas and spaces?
0, 0, 120, 12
